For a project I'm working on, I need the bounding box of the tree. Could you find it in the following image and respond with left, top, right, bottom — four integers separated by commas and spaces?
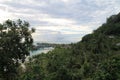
0, 19, 35, 80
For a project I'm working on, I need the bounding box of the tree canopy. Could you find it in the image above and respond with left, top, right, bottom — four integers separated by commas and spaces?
18, 13, 120, 80
0, 19, 35, 80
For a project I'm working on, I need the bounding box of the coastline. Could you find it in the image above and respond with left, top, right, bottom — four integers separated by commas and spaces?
30, 47, 54, 56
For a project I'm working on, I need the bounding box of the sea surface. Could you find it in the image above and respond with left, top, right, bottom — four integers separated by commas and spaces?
30, 47, 54, 56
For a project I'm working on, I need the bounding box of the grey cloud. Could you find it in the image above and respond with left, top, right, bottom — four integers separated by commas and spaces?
33, 29, 83, 43
1, 0, 120, 43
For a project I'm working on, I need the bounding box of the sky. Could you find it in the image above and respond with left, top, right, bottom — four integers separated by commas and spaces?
0, 0, 120, 43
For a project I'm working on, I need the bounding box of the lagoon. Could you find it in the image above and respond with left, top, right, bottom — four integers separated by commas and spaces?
30, 47, 54, 56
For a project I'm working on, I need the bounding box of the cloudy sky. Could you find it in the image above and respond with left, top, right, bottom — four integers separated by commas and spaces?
0, 0, 120, 43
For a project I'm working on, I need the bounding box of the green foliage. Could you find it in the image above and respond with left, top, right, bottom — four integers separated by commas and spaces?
0, 19, 35, 80
2, 13, 120, 80
19, 13, 120, 80
18, 13, 120, 80
93, 54, 120, 80
95, 13, 120, 36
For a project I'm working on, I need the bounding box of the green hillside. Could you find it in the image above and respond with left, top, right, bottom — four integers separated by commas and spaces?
18, 13, 120, 80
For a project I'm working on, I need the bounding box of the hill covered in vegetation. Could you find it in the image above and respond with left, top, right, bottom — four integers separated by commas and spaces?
18, 13, 120, 80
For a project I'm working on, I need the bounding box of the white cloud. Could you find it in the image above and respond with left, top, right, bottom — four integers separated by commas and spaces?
0, 0, 12, 3
0, 5, 15, 22
61, 0, 71, 3
34, 25, 92, 34
40, 17, 76, 26
0, 0, 120, 43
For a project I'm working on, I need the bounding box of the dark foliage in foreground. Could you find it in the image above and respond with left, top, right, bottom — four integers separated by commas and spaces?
0, 19, 35, 80
1, 13, 120, 80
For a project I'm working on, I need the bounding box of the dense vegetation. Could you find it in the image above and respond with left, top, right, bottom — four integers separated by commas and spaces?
18, 13, 120, 80
0, 19, 35, 80
1, 13, 120, 80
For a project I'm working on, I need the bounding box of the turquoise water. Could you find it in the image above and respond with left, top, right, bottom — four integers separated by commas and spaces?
30, 47, 54, 56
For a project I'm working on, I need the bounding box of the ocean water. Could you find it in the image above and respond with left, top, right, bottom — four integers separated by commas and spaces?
30, 47, 54, 56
